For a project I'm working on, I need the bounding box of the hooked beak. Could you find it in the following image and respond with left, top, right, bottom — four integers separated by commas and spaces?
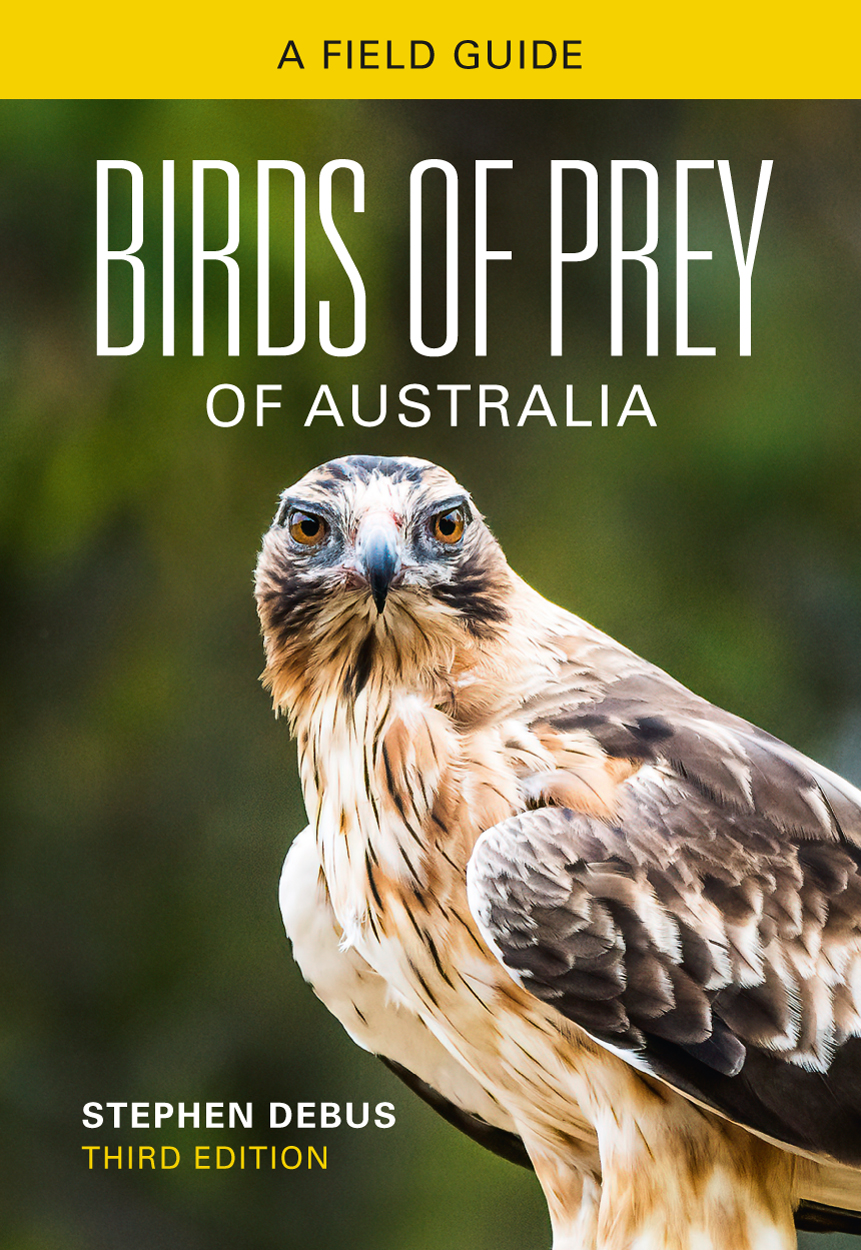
357, 517, 401, 613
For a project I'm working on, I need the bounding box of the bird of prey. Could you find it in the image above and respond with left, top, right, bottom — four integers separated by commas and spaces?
255, 454, 861, 1250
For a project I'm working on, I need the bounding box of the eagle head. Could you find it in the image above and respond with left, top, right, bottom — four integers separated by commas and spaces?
254, 455, 513, 712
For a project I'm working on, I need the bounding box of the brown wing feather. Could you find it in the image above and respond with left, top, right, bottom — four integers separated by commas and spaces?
523, 650, 861, 845
468, 678, 861, 1166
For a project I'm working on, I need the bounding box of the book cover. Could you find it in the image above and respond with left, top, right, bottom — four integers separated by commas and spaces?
2, 13, 860, 1250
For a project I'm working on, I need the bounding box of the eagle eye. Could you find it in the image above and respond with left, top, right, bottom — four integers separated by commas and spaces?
431, 507, 466, 546
288, 510, 329, 547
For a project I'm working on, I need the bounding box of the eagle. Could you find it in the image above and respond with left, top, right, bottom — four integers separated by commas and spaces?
255, 454, 861, 1250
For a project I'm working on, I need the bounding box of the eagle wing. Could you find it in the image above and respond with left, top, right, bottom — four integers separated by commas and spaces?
467, 654, 861, 1169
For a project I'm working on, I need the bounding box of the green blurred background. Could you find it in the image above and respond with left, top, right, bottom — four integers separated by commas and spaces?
1, 99, 860, 1248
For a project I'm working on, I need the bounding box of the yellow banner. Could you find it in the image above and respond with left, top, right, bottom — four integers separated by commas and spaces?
5, 0, 858, 98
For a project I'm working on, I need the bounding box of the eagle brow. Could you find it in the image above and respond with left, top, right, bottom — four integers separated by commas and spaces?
426, 494, 471, 518
274, 495, 337, 527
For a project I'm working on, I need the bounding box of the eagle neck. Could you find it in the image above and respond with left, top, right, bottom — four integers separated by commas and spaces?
297, 670, 445, 945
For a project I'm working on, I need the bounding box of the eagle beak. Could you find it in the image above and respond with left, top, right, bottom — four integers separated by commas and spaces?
357, 518, 401, 614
